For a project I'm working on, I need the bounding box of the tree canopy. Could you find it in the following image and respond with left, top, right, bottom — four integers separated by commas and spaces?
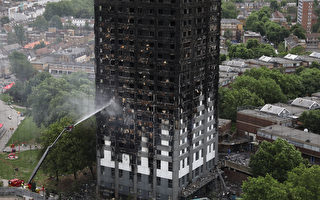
242, 165, 320, 200
290, 24, 306, 39
9, 52, 36, 81
298, 68, 320, 95
245, 7, 290, 45
40, 116, 96, 181
49, 15, 62, 29
43, 0, 94, 20
229, 39, 276, 59
32, 16, 48, 31
13, 25, 26, 45
242, 174, 288, 200
222, 2, 239, 19
249, 139, 304, 182
218, 67, 314, 121
299, 110, 320, 134
27, 72, 95, 127
219, 87, 264, 121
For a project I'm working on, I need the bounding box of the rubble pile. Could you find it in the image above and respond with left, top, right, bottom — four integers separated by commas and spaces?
225, 153, 250, 167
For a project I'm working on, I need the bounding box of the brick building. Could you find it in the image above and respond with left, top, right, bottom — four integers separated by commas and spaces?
257, 125, 320, 164
297, 0, 315, 32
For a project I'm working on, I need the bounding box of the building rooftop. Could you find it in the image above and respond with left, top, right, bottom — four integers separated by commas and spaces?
260, 104, 290, 117
218, 118, 231, 128
259, 55, 272, 62
222, 60, 247, 68
274, 103, 307, 118
309, 52, 320, 59
238, 109, 291, 122
243, 31, 261, 37
284, 54, 299, 60
291, 97, 320, 109
258, 125, 320, 148
221, 18, 241, 24
312, 92, 320, 98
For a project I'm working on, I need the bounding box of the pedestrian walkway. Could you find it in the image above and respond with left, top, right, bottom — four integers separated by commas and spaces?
0, 179, 8, 187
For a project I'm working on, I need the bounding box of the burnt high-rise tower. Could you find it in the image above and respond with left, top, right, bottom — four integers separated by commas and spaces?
95, 0, 220, 199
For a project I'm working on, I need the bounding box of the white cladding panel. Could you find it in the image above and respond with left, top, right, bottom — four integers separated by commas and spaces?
101, 149, 115, 168
118, 153, 131, 172
137, 157, 150, 175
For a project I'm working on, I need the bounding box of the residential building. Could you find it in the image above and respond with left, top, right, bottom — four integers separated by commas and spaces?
284, 34, 307, 50
95, 1, 220, 200
221, 18, 243, 42
271, 11, 287, 26
242, 31, 261, 43
297, 0, 315, 32
306, 33, 320, 51
236, 105, 293, 141
257, 125, 320, 164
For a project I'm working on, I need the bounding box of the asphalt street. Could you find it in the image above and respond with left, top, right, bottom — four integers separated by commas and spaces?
0, 100, 24, 151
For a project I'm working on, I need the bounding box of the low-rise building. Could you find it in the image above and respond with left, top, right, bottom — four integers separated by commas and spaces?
257, 125, 320, 164
284, 34, 307, 50
236, 106, 292, 141
271, 11, 287, 26
243, 31, 261, 43
221, 18, 243, 42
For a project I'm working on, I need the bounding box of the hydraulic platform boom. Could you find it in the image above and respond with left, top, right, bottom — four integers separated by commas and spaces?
27, 127, 71, 184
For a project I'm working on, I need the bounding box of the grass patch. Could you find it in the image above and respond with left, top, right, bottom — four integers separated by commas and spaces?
0, 93, 13, 104
13, 106, 26, 114
0, 150, 47, 185
7, 117, 43, 146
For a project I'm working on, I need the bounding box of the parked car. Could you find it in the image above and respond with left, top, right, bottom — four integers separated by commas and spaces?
8, 179, 24, 187
8, 115, 12, 120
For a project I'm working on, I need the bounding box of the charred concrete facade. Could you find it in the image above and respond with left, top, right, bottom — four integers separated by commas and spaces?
94, 0, 220, 199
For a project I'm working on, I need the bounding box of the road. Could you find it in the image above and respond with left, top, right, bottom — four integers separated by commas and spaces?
0, 100, 24, 151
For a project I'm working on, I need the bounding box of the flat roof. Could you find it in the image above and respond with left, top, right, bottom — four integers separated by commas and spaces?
218, 118, 231, 127
238, 109, 290, 122
258, 125, 320, 148
312, 92, 320, 98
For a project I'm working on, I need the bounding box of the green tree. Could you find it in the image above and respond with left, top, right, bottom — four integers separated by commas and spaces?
219, 54, 227, 64
6, 81, 26, 104
0, 93, 13, 104
290, 24, 306, 39
7, 32, 18, 44
33, 41, 46, 50
224, 29, 233, 40
32, 16, 48, 31
265, 21, 290, 45
249, 139, 304, 182
289, 46, 307, 55
243, 67, 305, 99
219, 87, 264, 121
13, 25, 26, 45
40, 117, 96, 181
280, 0, 287, 7
270, 0, 280, 11
298, 68, 320, 95
310, 61, 320, 69
232, 75, 287, 103
286, 165, 320, 200
299, 110, 320, 134
28, 72, 94, 127
242, 174, 288, 200
49, 15, 62, 29
9, 52, 36, 81
222, 2, 239, 19
0, 16, 9, 26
